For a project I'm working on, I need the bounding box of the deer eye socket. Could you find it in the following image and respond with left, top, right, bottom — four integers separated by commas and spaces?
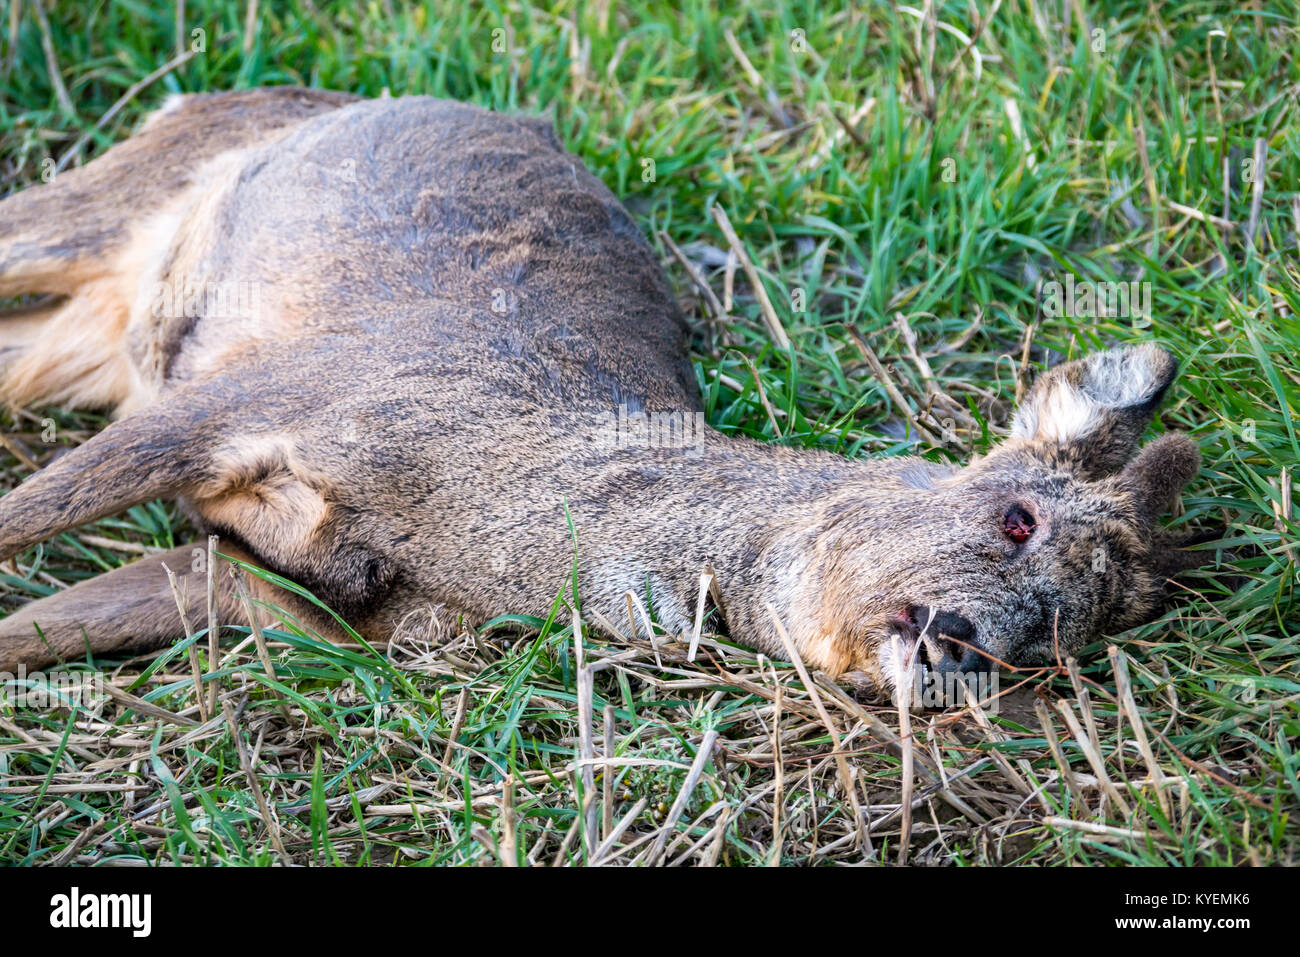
1003, 506, 1037, 544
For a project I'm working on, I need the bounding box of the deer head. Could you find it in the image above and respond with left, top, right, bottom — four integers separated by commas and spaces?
732, 343, 1209, 695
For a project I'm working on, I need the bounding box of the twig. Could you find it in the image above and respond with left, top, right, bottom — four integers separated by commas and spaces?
767, 675, 784, 866
161, 561, 208, 724
499, 773, 517, 866
710, 205, 792, 350
589, 797, 648, 864
1246, 137, 1268, 249
205, 535, 219, 718
573, 613, 597, 856
660, 230, 726, 321
101, 682, 197, 727
221, 699, 288, 861
1003, 97, 1036, 170
933, 0, 1003, 95
1035, 698, 1089, 812
1014, 322, 1035, 405
766, 603, 871, 856
1167, 200, 1234, 230
847, 325, 938, 444
738, 353, 784, 438
231, 568, 291, 722
57, 47, 201, 172
4, 0, 21, 77
602, 704, 615, 842
442, 687, 470, 769
32, 0, 75, 118
966, 696, 1035, 799
174, 0, 186, 59
894, 635, 916, 864
243, 0, 260, 54
1108, 645, 1170, 817
1043, 817, 1143, 841
0, 433, 40, 472
688, 570, 712, 662
1134, 121, 1160, 249
1054, 699, 1132, 818
932, 304, 983, 355
642, 729, 719, 866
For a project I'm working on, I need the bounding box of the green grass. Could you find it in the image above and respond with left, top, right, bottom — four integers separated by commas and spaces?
0, 0, 1297, 865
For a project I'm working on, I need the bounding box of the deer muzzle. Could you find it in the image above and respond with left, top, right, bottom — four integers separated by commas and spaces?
909, 605, 990, 676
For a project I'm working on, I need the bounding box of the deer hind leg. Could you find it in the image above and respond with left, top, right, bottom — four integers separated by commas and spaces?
0, 543, 252, 673
0, 388, 361, 668
0, 87, 359, 413
0, 296, 62, 366
1, 286, 137, 410
0, 405, 210, 672
0, 395, 220, 565
0, 395, 338, 670
0, 87, 359, 298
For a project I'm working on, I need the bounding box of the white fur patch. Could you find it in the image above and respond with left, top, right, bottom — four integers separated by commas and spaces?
1013, 384, 1099, 443
1079, 344, 1167, 406
1012, 344, 1168, 444
882, 633, 921, 699
584, 567, 691, 638
138, 93, 191, 132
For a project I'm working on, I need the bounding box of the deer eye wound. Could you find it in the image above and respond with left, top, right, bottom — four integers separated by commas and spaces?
1003, 506, 1037, 544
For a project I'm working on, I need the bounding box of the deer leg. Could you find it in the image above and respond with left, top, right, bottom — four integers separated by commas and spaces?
0, 89, 359, 411
0, 393, 219, 562
0, 386, 360, 665
0, 295, 63, 346
0, 543, 251, 673
0, 410, 364, 672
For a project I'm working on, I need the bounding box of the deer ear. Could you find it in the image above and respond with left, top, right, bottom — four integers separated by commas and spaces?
1010, 344, 1179, 477
1117, 432, 1202, 524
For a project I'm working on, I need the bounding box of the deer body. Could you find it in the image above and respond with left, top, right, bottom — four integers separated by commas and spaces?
0, 90, 1207, 692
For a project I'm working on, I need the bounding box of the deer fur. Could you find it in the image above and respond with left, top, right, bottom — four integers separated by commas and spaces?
0, 88, 1210, 694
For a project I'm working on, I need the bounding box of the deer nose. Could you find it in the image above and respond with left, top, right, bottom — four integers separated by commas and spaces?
912, 606, 989, 675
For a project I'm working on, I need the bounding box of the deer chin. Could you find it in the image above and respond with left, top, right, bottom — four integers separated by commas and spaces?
812, 600, 933, 693
877, 631, 918, 698
849, 604, 985, 702
823, 612, 912, 698
880, 613, 932, 698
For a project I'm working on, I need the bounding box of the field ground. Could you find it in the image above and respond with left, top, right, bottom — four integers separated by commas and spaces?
0, 1, 1297, 865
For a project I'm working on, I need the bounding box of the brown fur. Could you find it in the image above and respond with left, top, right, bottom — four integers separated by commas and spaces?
0, 90, 1211, 692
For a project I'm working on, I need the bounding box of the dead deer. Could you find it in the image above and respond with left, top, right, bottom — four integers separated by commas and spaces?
0, 88, 1211, 696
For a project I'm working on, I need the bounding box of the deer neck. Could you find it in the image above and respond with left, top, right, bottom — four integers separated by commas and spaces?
577, 426, 935, 676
